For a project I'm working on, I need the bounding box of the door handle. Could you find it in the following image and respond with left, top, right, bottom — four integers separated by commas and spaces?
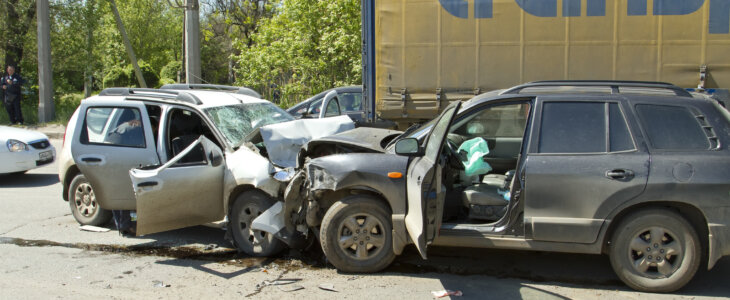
605, 169, 635, 180
137, 181, 158, 187
81, 157, 102, 163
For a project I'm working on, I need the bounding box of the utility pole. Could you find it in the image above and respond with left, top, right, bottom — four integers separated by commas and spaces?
37, 0, 54, 123
109, 0, 146, 88
184, 0, 201, 83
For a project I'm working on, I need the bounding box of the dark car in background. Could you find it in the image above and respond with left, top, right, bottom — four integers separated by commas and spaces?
287, 86, 364, 123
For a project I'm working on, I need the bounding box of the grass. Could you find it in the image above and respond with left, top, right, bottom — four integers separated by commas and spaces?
0, 92, 83, 126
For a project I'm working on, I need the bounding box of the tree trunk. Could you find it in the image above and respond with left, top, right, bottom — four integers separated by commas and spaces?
3, 0, 37, 72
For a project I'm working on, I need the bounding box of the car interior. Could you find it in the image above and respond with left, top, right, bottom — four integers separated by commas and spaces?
165, 108, 220, 165
440, 102, 531, 225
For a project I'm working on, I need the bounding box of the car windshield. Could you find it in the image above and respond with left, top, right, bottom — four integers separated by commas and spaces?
204, 102, 294, 148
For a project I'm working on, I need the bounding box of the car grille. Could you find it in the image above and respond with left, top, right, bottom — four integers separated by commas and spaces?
29, 139, 51, 150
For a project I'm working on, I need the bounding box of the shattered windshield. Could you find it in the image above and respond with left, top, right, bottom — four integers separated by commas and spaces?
204, 103, 294, 148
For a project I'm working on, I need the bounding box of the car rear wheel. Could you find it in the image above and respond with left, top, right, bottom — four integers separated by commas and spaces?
320, 195, 395, 273
229, 190, 284, 256
609, 208, 701, 293
68, 174, 112, 226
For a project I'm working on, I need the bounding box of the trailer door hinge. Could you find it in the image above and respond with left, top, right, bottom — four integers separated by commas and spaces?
699, 65, 708, 91
401, 88, 408, 117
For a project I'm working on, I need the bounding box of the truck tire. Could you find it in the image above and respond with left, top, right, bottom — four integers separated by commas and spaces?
68, 174, 112, 226
609, 208, 701, 293
228, 190, 284, 256
320, 195, 395, 273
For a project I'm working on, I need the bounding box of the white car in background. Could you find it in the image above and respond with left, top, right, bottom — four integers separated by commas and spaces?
0, 126, 56, 174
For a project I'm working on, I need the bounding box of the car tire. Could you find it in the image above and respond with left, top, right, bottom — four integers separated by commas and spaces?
609, 208, 701, 293
228, 190, 284, 256
320, 195, 395, 273
68, 174, 112, 226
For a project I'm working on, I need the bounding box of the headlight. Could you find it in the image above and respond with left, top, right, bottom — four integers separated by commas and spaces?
7, 139, 29, 152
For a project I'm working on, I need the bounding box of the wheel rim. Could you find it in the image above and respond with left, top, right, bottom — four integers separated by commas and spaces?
627, 226, 684, 278
336, 213, 386, 261
235, 203, 271, 252
73, 182, 98, 218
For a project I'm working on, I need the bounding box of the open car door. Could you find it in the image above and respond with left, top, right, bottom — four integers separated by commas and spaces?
130, 136, 225, 235
404, 101, 462, 259
318, 90, 342, 118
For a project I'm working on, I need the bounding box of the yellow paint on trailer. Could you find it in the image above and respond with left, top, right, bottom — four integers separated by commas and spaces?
374, 0, 730, 124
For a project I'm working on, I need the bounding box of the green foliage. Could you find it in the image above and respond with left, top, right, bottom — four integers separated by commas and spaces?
135, 60, 160, 88
160, 60, 182, 81
234, 0, 362, 107
103, 65, 130, 87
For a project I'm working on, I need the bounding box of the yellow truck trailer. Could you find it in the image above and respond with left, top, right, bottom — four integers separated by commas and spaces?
361, 0, 730, 127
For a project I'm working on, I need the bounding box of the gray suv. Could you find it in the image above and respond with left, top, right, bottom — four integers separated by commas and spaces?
254, 81, 730, 293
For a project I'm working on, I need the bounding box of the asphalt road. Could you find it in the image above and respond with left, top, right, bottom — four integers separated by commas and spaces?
1, 138, 729, 299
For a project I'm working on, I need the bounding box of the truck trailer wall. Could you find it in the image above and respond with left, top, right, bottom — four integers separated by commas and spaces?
373, 0, 730, 124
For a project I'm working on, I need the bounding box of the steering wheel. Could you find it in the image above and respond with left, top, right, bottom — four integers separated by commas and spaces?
444, 138, 464, 170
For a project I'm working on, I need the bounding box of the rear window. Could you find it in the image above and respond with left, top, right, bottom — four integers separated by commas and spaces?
635, 104, 710, 150
538, 102, 636, 153
82, 107, 146, 148
539, 102, 606, 153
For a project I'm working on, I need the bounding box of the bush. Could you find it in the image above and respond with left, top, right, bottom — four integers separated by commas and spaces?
103, 66, 130, 87
135, 60, 159, 88
160, 60, 182, 82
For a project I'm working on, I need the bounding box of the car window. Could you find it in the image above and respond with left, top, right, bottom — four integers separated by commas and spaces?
204, 102, 295, 148
452, 103, 530, 139
539, 102, 605, 153
339, 92, 362, 112
609, 103, 635, 152
307, 98, 323, 115
635, 104, 710, 150
324, 98, 340, 117
425, 105, 457, 160
83, 107, 145, 148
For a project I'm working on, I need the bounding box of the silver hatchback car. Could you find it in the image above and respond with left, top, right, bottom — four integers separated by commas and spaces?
58, 86, 350, 255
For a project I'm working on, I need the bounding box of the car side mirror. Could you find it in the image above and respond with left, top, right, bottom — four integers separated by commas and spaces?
209, 151, 223, 167
395, 138, 422, 156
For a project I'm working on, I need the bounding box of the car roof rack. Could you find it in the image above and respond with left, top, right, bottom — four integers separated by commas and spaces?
160, 84, 262, 99
98, 88, 202, 105
501, 80, 692, 97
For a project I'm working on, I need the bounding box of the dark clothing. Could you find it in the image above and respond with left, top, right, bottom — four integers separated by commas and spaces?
2, 73, 23, 124
112, 210, 135, 236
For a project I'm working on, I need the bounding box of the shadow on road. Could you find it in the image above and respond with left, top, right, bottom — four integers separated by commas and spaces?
373, 246, 730, 298
0, 173, 59, 188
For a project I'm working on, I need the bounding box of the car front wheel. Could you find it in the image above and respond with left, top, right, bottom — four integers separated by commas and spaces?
68, 174, 112, 226
228, 190, 284, 256
320, 195, 395, 273
609, 208, 701, 293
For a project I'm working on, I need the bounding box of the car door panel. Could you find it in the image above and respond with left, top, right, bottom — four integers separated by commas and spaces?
131, 136, 225, 235
71, 101, 159, 210
523, 99, 649, 244
405, 102, 461, 259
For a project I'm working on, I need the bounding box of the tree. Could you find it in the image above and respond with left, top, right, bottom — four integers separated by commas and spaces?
1, 0, 36, 70
234, 0, 361, 106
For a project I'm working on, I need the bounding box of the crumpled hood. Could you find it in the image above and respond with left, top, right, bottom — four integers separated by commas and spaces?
259, 116, 355, 168
0, 126, 49, 143
302, 127, 402, 153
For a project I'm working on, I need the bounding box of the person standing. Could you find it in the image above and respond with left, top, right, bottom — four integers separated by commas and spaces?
2, 66, 24, 125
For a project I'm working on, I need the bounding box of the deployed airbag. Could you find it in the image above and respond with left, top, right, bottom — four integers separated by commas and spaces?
457, 137, 492, 177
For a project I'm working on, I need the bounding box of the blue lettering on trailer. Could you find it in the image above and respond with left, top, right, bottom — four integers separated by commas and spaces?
439, 0, 729, 34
